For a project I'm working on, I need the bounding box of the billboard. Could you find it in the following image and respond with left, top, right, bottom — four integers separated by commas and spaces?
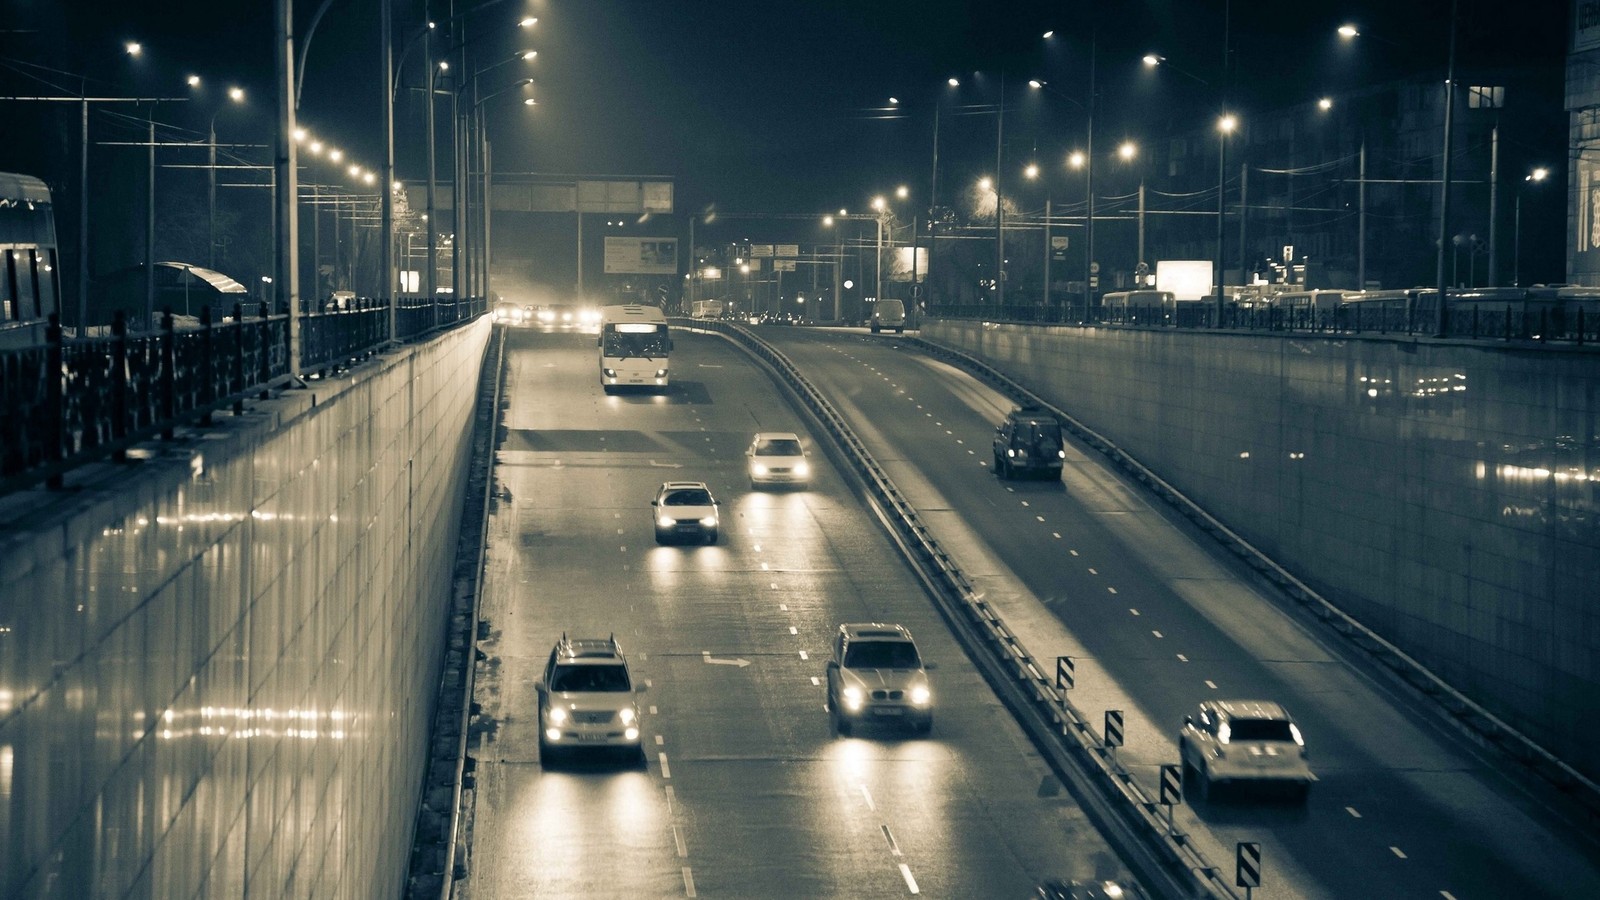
890, 246, 928, 282
1154, 260, 1214, 302
604, 237, 679, 275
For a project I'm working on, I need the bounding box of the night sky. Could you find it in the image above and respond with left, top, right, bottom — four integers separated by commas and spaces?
0, 0, 1573, 259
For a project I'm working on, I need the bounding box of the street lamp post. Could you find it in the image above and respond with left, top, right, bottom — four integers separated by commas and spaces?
1514, 167, 1549, 287
1216, 114, 1237, 325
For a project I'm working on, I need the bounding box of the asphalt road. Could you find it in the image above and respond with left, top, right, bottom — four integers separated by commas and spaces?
459, 325, 1133, 900
755, 325, 1600, 900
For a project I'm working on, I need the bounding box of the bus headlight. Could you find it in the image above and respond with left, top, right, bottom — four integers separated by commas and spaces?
603, 368, 618, 378
655, 369, 668, 378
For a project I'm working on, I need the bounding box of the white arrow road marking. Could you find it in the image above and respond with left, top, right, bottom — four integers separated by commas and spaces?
702, 651, 751, 667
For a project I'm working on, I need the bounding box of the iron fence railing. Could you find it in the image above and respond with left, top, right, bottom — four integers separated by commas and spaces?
1, 295, 485, 494
931, 301, 1596, 344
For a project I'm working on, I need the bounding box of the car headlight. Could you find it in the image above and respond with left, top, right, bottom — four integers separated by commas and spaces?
910, 684, 931, 706
699, 515, 717, 527
545, 727, 561, 741
794, 462, 810, 477
842, 686, 864, 711
624, 726, 640, 741
1057, 449, 1066, 459
1006, 448, 1017, 458
620, 707, 636, 725
752, 463, 769, 476
658, 515, 674, 527
548, 706, 568, 725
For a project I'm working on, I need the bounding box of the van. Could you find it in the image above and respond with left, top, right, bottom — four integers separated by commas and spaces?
870, 299, 906, 334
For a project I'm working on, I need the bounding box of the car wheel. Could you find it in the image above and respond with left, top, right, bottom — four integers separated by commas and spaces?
539, 737, 560, 768
871, 325, 880, 334
993, 452, 1006, 478
654, 530, 669, 545
1198, 765, 1215, 802
705, 529, 718, 545
914, 718, 933, 737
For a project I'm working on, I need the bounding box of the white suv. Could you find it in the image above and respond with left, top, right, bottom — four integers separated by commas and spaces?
536, 635, 645, 764
747, 432, 810, 488
1179, 699, 1312, 802
652, 481, 720, 544
826, 623, 933, 736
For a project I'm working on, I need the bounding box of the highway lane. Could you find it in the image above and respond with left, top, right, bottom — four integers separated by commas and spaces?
760, 326, 1600, 900
459, 325, 1133, 899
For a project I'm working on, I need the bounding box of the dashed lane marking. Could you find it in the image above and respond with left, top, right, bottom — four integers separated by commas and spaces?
1205, 680, 1218, 690
655, 735, 664, 745
799, 650, 809, 660
881, 824, 902, 856
1391, 846, 1408, 859
899, 863, 920, 894
790, 626, 799, 635
1036, 516, 1046, 522
683, 867, 697, 897
659, 752, 672, 778
1177, 654, 1189, 662
1087, 568, 1098, 575
1152, 631, 1164, 639
650, 705, 659, 714
1052, 532, 1062, 539
1130, 609, 1140, 616
1346, 807, 1362, 818
859, 784, 876, 811
811, 676, 820, 686
673, 825, 688, 858
1107, 587, 1117, 594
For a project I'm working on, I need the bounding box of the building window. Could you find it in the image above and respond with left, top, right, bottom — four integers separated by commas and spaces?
1466, 85, 1504, 108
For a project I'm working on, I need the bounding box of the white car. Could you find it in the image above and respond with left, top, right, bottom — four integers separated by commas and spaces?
652, 481, 720, 544
826, 623, 933, 736
747, 432, 810, 487
536, 635, 646, 764
1179, 699, 1312, 802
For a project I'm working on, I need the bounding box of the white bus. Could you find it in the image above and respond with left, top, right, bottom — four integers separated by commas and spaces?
691, 298, 723, 319
599, 304, 671, 393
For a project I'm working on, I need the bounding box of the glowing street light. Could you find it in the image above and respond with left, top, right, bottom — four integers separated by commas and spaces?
1318, 96, 1333, 111
1514, 166, 1550, 286
1118, 141, 1137, 161
125, 41, 142, 57
1024, 162, 1039, 179
1068, 150, 1086, 170
1338, 23, 1359, 39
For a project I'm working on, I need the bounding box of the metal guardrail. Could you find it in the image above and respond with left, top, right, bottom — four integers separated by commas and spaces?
677, 318, 1237, 900
908, 334, 1600, 825
0, 296, 486, 495
931, 302, 1598, 344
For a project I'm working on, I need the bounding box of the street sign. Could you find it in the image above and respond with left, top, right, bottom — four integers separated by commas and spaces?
1089, 261, 1100, 274
1104, 710, 1124, 748
751, 244, 774, 258
776, 243, 800, 258
774, 259, 796, 272
1236, 842, 1262, 889
1089, 276, 1099, 289
1160, 764, 1182, 806
1055, 656, 1075, 691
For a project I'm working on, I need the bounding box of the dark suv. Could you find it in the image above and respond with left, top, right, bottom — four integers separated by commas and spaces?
992, 406, 1066, 479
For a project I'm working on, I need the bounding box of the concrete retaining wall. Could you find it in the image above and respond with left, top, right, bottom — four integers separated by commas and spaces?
0, 319, 489, 898
924, 320, 1600, 779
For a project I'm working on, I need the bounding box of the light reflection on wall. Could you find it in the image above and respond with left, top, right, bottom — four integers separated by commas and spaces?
154, 705, 354, 742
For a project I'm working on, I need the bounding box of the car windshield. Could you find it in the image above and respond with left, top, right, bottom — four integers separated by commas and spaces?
755, 438, 802, 456
602, 328, 668, 358
550, 663, 632, 693
1027, 422, 1063, 445
664, 488, 712, 506
844, 641, 920, 669
1229, 718, 1295, 742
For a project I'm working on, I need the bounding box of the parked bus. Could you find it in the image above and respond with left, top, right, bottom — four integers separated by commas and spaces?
1099, 289, 1176, 324
0, 172, 61, 348
599, 304, 671, 393
691, 298, 724, 319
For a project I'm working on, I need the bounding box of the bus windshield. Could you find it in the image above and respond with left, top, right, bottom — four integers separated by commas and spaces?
601, 326, 668, 359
